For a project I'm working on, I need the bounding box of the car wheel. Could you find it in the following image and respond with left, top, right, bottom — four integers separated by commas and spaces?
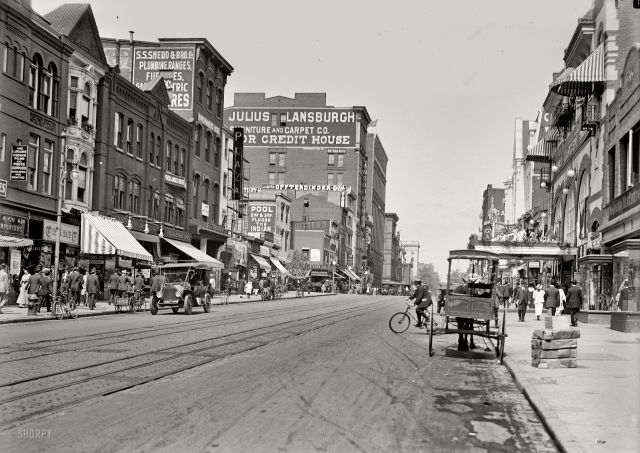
171, 307, 179, 314
183, 294, 193, 315
203, 294, 211, 313
150, 299, 158, 315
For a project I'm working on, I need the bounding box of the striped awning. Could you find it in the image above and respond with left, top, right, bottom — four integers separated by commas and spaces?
162, 238, 223, 268
250, 254, 272, 271
525, 128, 561, 163
550, 43, 605, 96
81, 213, 153, 261
0, 235, 33, 248
270, 257, 290, 275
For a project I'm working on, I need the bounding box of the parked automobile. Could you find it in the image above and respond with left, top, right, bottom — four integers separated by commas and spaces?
150, 262, 213, 315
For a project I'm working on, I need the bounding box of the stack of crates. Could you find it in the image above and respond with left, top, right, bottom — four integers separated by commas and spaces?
531, 316, 580, 368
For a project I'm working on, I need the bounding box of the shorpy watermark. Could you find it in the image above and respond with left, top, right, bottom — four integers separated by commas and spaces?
17, 427, 52, 440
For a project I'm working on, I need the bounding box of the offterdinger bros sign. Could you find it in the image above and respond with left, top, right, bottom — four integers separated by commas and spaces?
248, 204, 276, 233
226, 108, 357, 147
132, 47, 194, 109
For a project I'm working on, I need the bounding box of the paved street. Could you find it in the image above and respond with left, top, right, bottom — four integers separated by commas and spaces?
0, 295, 554, 452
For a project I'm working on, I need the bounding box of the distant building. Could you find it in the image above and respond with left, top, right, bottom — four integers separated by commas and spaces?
401, 241, 420, 283
481, 184, 506, 240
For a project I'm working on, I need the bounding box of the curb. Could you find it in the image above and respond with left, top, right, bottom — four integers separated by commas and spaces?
0, 292, 337, 325
497, 343, 588, 453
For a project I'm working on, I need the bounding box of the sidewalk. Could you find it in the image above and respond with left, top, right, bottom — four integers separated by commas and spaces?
497, 309, 640, 453
0, 291, 335, 324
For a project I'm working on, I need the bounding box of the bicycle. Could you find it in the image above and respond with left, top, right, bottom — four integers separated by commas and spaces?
52, 294, 78, 320
388, 303, 442, 333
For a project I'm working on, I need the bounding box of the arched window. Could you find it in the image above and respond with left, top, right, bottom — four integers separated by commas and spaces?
113, 174, 126, 209
216, 88, 223, 117
176, 197, 185, 226
49, 63, 59, 117
153, 191, 160, 220
215, 136, 221, 167
28, 53, 43, 109
207, 80, 214, 110
193, 174, 201, 218
213, 183, 220, 223
577, 171, 590, 241
564, 188, 576, 246
195, 125, 202, 158
156, 136, 161, 167
203, 179, 210, 204
136, 124, 143, 159
173, 144, 179, 174
77, 153, 88, 203
180, 148, 186, 176
166, 140, 172, 171
80, 82, 91, 125
205, 131, 212, 162
149, 132, 155, 164
197, 71, 204, 104
115, 112, 124, 148
126, 118, 134, 154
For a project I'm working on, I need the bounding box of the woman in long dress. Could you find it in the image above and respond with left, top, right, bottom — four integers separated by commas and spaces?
17, 269, 30, 308
533, 284, 546, 320
556, 285, 566, 316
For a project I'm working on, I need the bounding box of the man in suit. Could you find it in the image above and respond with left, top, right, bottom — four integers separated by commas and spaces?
108, 270, 120, 304
513, 280, 528, 321
85, 268, 100, 310
67, 267, 82, 306
37, 268, 53, 312
544, 280, 561, 317
565, 280, 583, 327
409, 279, 432, 328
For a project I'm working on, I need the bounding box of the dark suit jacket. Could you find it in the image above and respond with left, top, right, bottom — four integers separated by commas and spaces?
68, 271, 82, 291
513, 286, 527, 305
410, 285, 432, 307
85, 274, 100, 294
37, 276, 52, 296
565, 285, 583, 308
544, 286, 560, 308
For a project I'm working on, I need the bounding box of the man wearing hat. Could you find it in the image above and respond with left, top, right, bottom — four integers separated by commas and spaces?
117, 269, 132, 297
37, 268, 53, 313
108, 269, 120, 305
85, 268, 100, 310
67, 267, 82, 306
408, 279, 433, 328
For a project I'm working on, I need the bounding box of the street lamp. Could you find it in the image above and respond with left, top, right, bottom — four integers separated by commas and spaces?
52, 139, 79, 299
331, 259, 336, 293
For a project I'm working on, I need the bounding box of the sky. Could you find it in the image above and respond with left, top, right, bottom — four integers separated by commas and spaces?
33, 0, 593, 277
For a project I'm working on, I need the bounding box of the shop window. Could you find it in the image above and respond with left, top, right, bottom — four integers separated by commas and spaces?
27, 134, 39, 191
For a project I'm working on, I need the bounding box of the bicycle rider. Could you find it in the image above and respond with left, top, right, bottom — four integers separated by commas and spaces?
408, 279, 433, 328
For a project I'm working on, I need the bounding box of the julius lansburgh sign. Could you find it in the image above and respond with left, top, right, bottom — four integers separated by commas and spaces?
226, 108, 357, 147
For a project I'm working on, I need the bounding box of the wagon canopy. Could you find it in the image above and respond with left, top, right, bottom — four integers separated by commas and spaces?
447, 249, 500, 262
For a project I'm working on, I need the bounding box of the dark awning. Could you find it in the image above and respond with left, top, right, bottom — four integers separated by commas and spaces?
550, 43, 604, 97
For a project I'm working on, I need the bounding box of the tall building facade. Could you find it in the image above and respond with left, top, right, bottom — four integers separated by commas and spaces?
401, 241, 420, 283
101, 36, 234, 259
225, 92, 374, 282
365, 130, 388, 287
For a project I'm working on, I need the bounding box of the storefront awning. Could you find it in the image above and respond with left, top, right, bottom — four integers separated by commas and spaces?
250, 254, 272, 271
270, 257, 289, 275
343, 268, 361, 281
163, 237, 223, 268
550, 43, 605, 96
81, 213, 153, 261
0, 235, 33, 248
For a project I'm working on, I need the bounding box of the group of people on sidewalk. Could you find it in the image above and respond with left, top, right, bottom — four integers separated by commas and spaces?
509, 279, 583, 326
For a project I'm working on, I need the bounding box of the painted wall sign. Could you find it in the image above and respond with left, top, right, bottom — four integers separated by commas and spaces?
0, 179, 7, 198
0, 214, 27, 237
132, 47, 194, 110
248, 203, 276, 233
226, 108, 357, 148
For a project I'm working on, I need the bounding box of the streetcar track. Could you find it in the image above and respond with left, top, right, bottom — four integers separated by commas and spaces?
0, 301, 386, 389
0, 304, 374, 429
0, 300, 358, 364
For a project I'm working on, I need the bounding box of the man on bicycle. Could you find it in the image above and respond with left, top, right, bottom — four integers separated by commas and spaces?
408, 279, 432, 328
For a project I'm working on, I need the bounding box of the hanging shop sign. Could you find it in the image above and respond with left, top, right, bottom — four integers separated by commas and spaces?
226, 108, 357, 148
43, 219, 80, 245
0, 178, 7, 198
248, 203, 276, 234
9, 249, 21, 275
10, 145, 27, 181
201, 202, 210, 218
132, 46, 194, 110
164, 173, 186, 188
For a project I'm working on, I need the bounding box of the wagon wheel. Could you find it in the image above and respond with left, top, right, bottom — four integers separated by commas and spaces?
428, 304, 435, 357
499, 309, 506, 364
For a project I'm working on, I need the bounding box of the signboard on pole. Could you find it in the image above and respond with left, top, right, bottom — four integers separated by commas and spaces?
10, 145, 27, 181
232, 127, 244, 201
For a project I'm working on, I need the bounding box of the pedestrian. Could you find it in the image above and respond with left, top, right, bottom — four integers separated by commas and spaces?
118, 269, 131, 297
17, 267, 31, 308
503, 280, 513, 308
149, 269, 165, 308
533, 284, 545, 320
494, 281, 505, 309
108, 269, 119, 304
85, 268, 100, 310
565, 280, 583, 327
544, 280, 561, 317
37, 268, 53, 313
27, 266, 41, 312
0, 263, 10, 314
513, 280, 528, 321
244, 279, 253, 299
556, 285, 566, 316
80, 268, 88, 306
491, 285, 500, 328
67, 267, 82, 306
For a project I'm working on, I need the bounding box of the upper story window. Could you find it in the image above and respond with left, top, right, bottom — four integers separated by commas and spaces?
328, 153, 335, 166
216, 89, 223, 117
180, 148, 186, 177
114, 112, 124, 148
149, 132, 155, 164
77, 153, 88, 203
80, 82, 91, 125
197, 71, 204, 104
3, 43, 25, 81
128, 179, 141, 213
27, 55, 57, 116
205, 130, 211, 162
173, 144, 180, 175
113, 174, 126, 210
195, 125, 202, 158
166, 140, 172, 171
136, 124, 143, 159
41, 140, 53, 196
207, 80, 214, 110
215, 136, 221, 168
156, 136, 162, 167
27, 134, 39, 191
126, 118, 134, 154
337, 154, 344, 167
